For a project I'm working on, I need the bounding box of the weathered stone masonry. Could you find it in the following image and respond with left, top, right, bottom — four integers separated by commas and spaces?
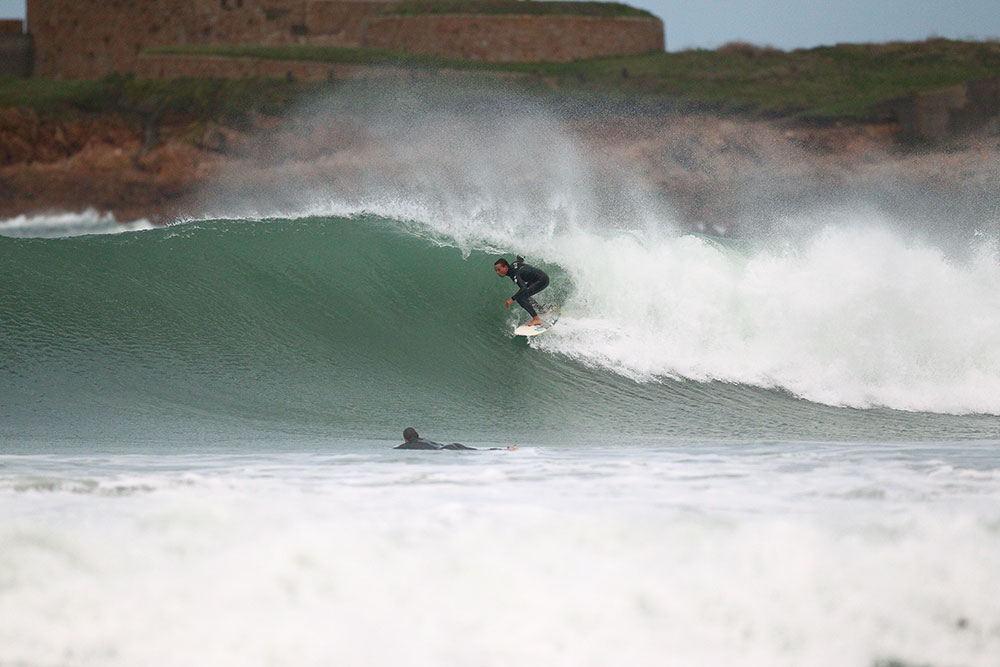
363, 14, 664, 63
26, 0, 664, 78
26, 0, 396, 78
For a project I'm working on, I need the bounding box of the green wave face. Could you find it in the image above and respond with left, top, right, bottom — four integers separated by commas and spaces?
2, 216, 629, 444
3, 216, 997, 447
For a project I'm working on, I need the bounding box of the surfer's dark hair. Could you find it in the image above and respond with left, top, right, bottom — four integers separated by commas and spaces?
403, 427, 419, 442
494, 258, 509, 268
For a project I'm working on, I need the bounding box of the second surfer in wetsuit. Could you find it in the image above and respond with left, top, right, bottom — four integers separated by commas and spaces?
394, 427, 476, 450
394, 427, 517, 450
494, 256, 549, 327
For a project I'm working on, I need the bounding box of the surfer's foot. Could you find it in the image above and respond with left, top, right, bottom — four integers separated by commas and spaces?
526, 318, 543, 327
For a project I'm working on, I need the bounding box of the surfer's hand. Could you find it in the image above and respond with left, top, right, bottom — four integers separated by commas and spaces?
505, 299, 512, 309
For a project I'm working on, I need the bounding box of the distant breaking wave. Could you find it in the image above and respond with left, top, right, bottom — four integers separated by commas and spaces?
0, 208, 154, 238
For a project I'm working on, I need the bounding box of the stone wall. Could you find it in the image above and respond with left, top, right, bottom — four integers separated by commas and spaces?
0, 19, 32, 76
26, 0, 664, 78
0, 18, 24, 34
26, 0, 393, 78
308, 0, 396, 45
363, 14, 664, 62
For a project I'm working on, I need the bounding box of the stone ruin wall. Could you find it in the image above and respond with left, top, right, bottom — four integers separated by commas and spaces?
26, 0, 664, 78
26, 0, 395, 78
363, 14, 664, 63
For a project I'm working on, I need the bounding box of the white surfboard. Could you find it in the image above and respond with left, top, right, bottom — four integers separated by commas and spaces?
514, 310, 560, 337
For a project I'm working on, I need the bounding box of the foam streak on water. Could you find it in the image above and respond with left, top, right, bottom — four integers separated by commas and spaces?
2, 443, 999, 667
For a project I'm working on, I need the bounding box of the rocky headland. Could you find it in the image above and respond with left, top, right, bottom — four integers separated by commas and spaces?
2, 102, 999, 233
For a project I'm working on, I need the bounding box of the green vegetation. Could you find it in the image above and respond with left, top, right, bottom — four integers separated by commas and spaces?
0, 73, 314, 122
4, 38, 1000, 123
149, 38, 1000, 121
386, 0, 656, 18
567, 38, 1000, 120
0, 76, 114, 113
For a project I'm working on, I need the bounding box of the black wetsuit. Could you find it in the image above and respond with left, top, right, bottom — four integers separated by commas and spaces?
394, 438, 514, 451
394, 438, 477, 450
507, 259, 550, 318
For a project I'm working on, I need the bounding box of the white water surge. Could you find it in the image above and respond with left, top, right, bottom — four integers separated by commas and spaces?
2, 443, 999, 667
535, 222, 1000, 414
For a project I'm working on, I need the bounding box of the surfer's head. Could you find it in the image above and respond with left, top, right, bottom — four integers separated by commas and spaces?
493, 258, 509, 277
403, 427, 419, 442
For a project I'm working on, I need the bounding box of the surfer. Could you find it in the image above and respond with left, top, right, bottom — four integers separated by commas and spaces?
494, 256, 549, 327
394, 427, 517, 451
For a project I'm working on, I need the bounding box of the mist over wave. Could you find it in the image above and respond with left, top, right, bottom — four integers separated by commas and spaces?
192, 81, 680, 242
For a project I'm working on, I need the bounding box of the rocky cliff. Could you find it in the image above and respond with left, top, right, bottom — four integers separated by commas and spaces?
2, 104, 998, 233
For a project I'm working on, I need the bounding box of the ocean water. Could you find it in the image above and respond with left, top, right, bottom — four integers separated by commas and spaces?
3, 94, 1000, 666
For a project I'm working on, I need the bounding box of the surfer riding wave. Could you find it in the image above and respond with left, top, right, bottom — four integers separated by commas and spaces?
494, 256, 549, 327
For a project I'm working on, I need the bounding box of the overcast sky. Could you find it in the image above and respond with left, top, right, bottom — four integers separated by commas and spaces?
3, 0, 999, 51
636, 0, 1000, 51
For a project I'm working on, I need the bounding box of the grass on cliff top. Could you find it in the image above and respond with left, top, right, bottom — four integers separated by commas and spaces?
0, 74, 313, 122
5, 38, 1000, 123
143, 38, 1000, 120
572, 38, 1000, 119
385, 1, 656, 18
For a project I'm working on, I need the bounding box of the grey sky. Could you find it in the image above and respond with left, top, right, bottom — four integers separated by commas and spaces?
634, 0, 1000, 51
2, 0, 999, 51
0, 0, 22, 22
